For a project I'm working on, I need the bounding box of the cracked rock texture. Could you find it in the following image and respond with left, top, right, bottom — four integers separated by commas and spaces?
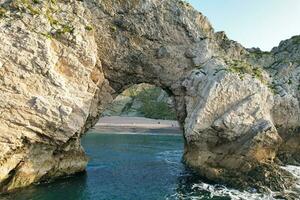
0, 0, 299, 193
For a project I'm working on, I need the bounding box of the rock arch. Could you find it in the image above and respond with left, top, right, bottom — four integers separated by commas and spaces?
0, 0, 299, 192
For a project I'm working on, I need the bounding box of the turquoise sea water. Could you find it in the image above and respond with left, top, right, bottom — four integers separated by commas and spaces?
1, 132, 296, 200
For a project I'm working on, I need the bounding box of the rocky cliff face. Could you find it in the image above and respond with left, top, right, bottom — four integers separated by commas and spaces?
0, 0, 299, 193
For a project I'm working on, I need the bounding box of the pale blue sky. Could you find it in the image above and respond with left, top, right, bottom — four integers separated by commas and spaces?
187, 0, 300, 51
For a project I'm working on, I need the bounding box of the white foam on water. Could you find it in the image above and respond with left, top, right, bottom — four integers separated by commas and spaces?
167, 182, 282, 200
282, 165, 300, 180
167, 165, 300, 200
191, 183, 273, 200
281, 165, 300, 194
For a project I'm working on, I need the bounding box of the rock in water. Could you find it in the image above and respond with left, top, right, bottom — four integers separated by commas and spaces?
0, 0, 299, 193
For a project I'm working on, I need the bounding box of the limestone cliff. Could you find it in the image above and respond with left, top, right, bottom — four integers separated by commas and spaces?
0, 0, 299, 193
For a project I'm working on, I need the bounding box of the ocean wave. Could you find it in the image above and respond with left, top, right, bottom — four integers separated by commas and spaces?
192, 183, 272, 200
167, 182, 277, 200
166, 165, 300, 200
282, 165, 300, 195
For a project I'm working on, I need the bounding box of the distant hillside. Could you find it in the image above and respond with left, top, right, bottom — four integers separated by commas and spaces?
102, 84, 177, 120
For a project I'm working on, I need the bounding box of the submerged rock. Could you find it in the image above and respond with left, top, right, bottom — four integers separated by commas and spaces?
0, 0, 299, 193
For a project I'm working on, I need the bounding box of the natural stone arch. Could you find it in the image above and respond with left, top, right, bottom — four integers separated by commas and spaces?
0, 0, 299, 193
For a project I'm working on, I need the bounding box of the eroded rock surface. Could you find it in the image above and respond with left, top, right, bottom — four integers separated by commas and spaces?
0, 0, 299, 193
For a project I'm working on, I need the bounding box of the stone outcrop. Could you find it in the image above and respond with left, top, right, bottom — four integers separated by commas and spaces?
0, 0, 299, 193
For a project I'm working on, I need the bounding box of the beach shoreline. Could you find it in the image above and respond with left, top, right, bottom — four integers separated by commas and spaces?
91, 116, 182, 135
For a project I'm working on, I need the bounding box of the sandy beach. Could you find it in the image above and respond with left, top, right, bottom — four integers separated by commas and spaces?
91, 116, 182, 134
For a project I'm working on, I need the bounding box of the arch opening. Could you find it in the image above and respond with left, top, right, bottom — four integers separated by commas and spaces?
87, 82, 183, 136
79, 83, 192, 199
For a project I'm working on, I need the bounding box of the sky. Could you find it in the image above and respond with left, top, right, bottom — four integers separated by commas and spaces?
187, 0, 300, 51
